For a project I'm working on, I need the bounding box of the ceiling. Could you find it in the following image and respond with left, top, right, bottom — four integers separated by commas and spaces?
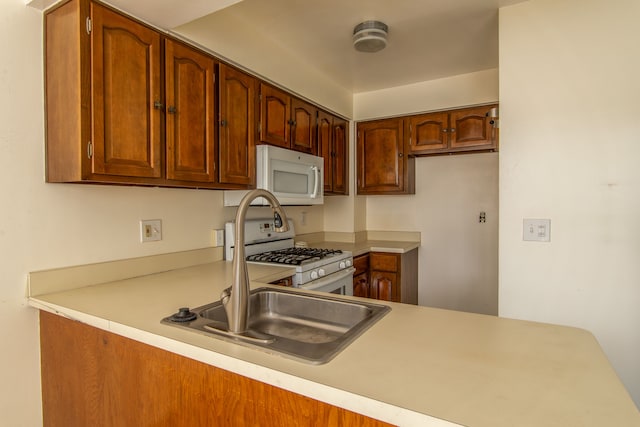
172, 0, 528, 93
37, 0, 526, 93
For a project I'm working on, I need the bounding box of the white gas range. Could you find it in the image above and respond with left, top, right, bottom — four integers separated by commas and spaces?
225, 219, 354, 295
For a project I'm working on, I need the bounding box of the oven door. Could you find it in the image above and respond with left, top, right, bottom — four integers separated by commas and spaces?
298, 267, 355, 295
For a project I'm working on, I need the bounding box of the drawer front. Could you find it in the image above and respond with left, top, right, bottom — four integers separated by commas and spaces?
370, 252, 399, 272
353, 254, 369, 275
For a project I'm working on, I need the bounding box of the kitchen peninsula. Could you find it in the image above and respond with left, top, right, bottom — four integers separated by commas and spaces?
28, 249, 639, 427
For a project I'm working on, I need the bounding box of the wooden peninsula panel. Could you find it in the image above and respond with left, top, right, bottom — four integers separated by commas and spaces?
39, 311, 393, 427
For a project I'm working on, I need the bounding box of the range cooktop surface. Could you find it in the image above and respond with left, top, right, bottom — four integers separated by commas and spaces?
246, 247, 344, 265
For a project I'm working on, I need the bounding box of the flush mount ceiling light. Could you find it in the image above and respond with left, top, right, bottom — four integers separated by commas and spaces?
353, 20, 388, 53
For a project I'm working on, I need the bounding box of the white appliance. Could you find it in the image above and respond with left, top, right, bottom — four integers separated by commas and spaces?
224, 145, 324, 206
225, 219, 354, 295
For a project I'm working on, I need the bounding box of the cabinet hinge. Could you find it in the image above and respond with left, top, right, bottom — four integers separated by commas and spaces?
87, 141, 93, 159
85, 17, 92, 34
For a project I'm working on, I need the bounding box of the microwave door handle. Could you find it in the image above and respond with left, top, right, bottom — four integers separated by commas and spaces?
311, 166, 320, 199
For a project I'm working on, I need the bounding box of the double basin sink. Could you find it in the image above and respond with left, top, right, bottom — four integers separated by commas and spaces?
162, 287, 390, 364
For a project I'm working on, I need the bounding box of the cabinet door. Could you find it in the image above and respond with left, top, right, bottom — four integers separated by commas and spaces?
357, 118, 412, 194
218, 64, 256, 186
317, 110, 334, 193
353, 254, 370, 298
353, 272, 370, 298
259, 84, 290, 148
370, 253, 400, 302
370, 271, 397, 302
332, 118, 349, 195
407, 112, 449, 154
91, 3, 162, 178
291, 98, 317, 154
449, 105, 497, 151
165, 40, 216, 183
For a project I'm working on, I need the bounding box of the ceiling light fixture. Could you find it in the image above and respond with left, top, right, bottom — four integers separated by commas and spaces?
353, 20, 388, 53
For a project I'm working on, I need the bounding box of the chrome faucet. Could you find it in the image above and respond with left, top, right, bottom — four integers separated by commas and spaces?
221, 189, 289, 334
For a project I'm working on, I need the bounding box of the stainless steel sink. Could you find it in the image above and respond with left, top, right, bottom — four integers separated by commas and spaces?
162, 287, 390, 364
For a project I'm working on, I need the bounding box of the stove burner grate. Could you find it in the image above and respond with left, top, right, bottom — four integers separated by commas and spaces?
246, 247, 343, 266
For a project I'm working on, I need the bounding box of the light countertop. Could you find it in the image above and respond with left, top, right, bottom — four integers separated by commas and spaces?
305, 240, 420, 257
28, 252, 639, 427
294, 231, 421, 257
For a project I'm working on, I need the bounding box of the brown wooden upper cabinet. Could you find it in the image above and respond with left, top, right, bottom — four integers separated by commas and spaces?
259, 84, 317, 155
407, 104, 498, 155
67, 1, 163, 182
318, 110, 349, 195
45, 0, 343, 192
45, 0, 258, 190
46, 0, 221, 187
218, 64, 256, 187
356, 118, 415, 195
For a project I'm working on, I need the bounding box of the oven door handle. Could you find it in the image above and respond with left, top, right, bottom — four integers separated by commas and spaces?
300, 267, 356, 291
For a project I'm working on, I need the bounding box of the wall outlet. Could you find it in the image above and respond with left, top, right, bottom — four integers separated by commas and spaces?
212, 229, 224, 247
140, 219, 162, 242
523, 218, 550, 242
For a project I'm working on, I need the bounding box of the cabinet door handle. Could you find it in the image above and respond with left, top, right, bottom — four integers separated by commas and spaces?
450, 128, 456, 132
399, 152, 403, 158
220, 119, 227, 127
168, 106, 177, 114
443, 128, 448, 133
153, 101, 164, 110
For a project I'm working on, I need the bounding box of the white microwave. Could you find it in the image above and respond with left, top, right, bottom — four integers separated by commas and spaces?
224, 145, 324, 206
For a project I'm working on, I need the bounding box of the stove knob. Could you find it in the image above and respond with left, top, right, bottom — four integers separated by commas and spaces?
318, 268, 326, 277
345, 259, 352, 267
310, 270, 319, 280
339, 261, 346, 269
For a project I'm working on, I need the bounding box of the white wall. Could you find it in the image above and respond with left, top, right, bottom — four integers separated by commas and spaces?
354, 70, 500, 314
354, 68, 499, 120
499, 0, 640, 407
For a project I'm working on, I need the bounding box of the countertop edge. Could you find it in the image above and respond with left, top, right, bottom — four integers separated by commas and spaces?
29, 297, 459, 427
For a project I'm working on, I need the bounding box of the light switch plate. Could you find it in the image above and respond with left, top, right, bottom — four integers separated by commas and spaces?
523, 218, 551, 242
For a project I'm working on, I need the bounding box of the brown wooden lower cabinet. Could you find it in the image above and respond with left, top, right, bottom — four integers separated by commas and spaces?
353, 254, 370, 298
39, 311, 392, 427
352, 250, 418, 304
